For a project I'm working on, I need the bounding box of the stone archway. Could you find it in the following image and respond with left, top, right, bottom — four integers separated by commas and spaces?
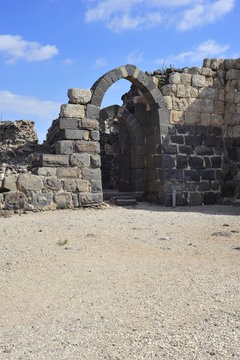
99, 105, 145, 192
86, 64, 170, 203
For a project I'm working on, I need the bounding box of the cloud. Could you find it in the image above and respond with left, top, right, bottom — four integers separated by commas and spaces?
95, 58, 107, 68
60, 58, 75, 66
0, 35, 59, 64
0, 90, 61, 120
177, 0, 235, 31
155, 40, 230, 67
84, 0, 235, 32
127, 50, 144, 64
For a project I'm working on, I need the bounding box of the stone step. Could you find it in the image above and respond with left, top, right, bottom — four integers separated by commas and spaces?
115, 198, 137, 206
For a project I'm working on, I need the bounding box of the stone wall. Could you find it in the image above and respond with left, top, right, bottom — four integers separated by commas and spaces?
0, 59, 240, 210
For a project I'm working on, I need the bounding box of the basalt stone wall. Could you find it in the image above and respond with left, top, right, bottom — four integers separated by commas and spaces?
0, 89, 103, 212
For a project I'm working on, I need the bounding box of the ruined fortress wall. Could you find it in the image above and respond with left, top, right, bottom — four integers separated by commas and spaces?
0, 59, 239, 211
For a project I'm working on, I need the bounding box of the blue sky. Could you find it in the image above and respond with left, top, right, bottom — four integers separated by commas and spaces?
0, 0, 239, 142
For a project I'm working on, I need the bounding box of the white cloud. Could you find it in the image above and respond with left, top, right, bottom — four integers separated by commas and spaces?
84, 0, 235, 32
0, 90, 61, 120
155, 40, 230, 67
95, 58, 107, 68
177, 0, 235, 31
127, 50, 144, 64
0, 35, 59, 64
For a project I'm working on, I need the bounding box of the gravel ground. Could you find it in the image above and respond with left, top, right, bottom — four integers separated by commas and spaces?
0, 203, 240, 360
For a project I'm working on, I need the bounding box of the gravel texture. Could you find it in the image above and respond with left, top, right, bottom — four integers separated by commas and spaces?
0, 203, 240, 359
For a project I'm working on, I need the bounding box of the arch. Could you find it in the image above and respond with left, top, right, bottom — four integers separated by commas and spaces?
87, 65, 170, 203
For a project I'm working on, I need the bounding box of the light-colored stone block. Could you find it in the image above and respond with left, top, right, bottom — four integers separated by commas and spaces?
67, 88, 92, 104
17, 174, 43, 192
60, 104, 85, 119
169, 73, 181, 85
192, 75, 206, 87
170, 110, 184, 124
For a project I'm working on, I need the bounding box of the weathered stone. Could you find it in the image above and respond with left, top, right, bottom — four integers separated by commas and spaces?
67, 88, 92, 104
203, 192, 218, 205
226, 69, 240, 80
199, 87, 217, 100
90, 154, 101, 168
17, 174, 43, 192
79, 192, 103, 206
62, 179, 77, 192
176, 156, 188, 169
41, 154, 69, 167
180, 73, 191, 85
36, 167, 57, 176
201, 68, 213, 77
170, 135, 184, 144
4, 191, 26, 210
195, 146, 214, 155
185, 136, 201, 146
189, 157, 204, 169
169, 73, 181, 85
82, 168, 101, 180
185, 111, 201, 125
64, 130, 84, 140
56, 167, 79, 178
75, 140, 100, 153
54, 192, 72, 209
202, 170, 215, 180
91, 180, 102, 192
211, 156, 222, 168
198, 181, 210, 191
170, 110, 184, 124
3, 175, 18, 191
173, 97, 188, 111
163, 155, 175, 168
76, 180, 89, 192
72, 194, 79, 208
192, 75, 206, 87
165, 169, 183, 180
185, 170, 200, 181
86, 104, 100, 119
179, 146, 194, 155
58, 118, 79, 130
44, 176, 62, 191
70, 153, 90, 167
56, 140, 73, 155
60, 104, 85, 119
80, 118, 99, 130
32, 193, 54, 209
161, 84, 177, 96
90, 130, 100, 141
188, 192, 203, 206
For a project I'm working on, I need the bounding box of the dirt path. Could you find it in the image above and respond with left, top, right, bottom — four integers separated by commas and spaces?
0, 203, 240, 359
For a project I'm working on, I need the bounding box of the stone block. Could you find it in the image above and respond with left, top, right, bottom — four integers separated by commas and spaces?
179, 145, 194, 155
188, 192, 203, 206
44, 176, 62, 191
204, 135, 222, 147
54, 192, 72, 209
211, 181, 220, 191
90, 130, 100, 141
76, 180, 89, 192
60, 104, 85, 119
163, 96, 172, 109
180, 73, 191, 85
83, 130, 89, 140
199, 87, 217, 100
162, 143, 177, 154
170, 110, 184, 124
164, 169, 183, 180
4, 191, 26, 210
201, 68, 213, 77
58, 117, 79, 130
161, 84, 177, 96
90, 154, 101, 169
3, 175, 18, 191
202, 170, 215, 180
75, 140, 100, 153
211, 156, 222, 168
200, 113, 211, 126
17, 174, 43, 192
91, 180, 102, 192
169, 73, 181, 84
198, 181, 210, 191
203, 192, 218, 205
184, 170, 200, 181
86, 104, 100, 119
189, 157, 204, 169
72, 194, 79, 208
195, 146, 214, 156
175, 124, 189, 134
67, 88, 92, 104
56, 140, 73, 155
32, 193, 54, 209
170, 135, 184, 144
173, 97, 188, 111
80, 118, 99, 130
185, 111, 201, 125
56, 167, 79, 178
64, 130, 84, 140
36, 167, 57, 176
70, 153, 90, 167
62, 179, 77, 192
82, 168, 101, 181
176, 156, 188, 169
41, 154, 69, 167
226, 69, 240, 80
185, 136, 201, 146
79, 192, 103, 206
192, 75, 206, 87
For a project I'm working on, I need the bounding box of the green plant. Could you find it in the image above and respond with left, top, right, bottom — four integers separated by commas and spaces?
57, 239, 68, 246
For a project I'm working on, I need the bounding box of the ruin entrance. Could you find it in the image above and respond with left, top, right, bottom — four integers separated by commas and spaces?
88, 65, 169, 203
